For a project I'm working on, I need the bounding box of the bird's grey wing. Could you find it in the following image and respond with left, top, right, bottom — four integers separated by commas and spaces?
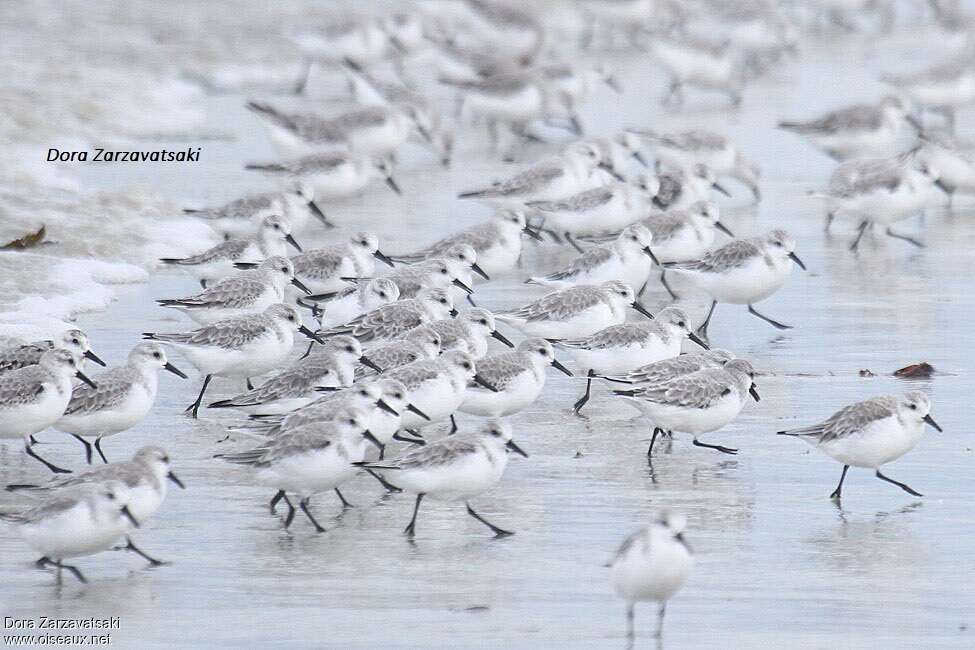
62, 370, 135, 416
293, 247, 344, 280
0, 372, 45, 407
394, 437, 480, 469
528, 186, 614, 213
636, 372, 730, 409
178, 317, 270, 349
668, 239, 760, 273
641, 213, 685, 243
511, 287, 601, 322
467, 354, 522, 391
541, 247, 614, 282
557, 323, 647, 350
169, 239, 249, 265
490, 164, 564, 197
0, 344, 47, 373
612, 527, 648, 562
789, 397, 897, 443
384, 362, 443, 391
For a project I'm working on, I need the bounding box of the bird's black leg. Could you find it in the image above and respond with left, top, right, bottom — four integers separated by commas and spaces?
747, 304, 792, 330
334, 487, 354, 509
71, 434, 93, 465
53, 559, 87, 584
119, 536, 166, 566
660, 270, 678, 300
830, 465, 849, 500
884, 227, 924, 248
466, 503, 513, 537
573, 370, 595, 415
366, 469, 402, 492
449, 415, 458, 435
299, 498, 326, 533
648, 427, 663, 457
692, 439, 738, 455
94, 437, 108, 464
875, 469, 923, 497
850, 220, 870, 252
269, 489, 286, 514
404, 493, 424, 536
25, 440, 71, 474
565, 232, 585, 253
282, 494, 296, 528
696, 300, 718, 339
185, 374, 213, 419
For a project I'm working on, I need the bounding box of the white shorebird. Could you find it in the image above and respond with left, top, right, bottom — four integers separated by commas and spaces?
246, 102, 419, 159
183, 185, 332, 238
160, 215, 302, 288
496, 280, 654, 339
246, 151, 401, 202
381, 258, 473, 301
610, 511, 694, 642
821, 155, 947, 250
638, 128, 761, 200
390, 209, 542, 278
301, 278, 400, 330
652, 163, 731, 211
436, 243, 491, 304
381, 349, 490, 431
779, 96, 918, 160
0, 349, 97, 473
55, 343, 187, 464
144, 303, 322, 418
358, 419, 528, 537
536, 60, 622, 133
526, 176, 659, 250
318, 288, 456, 346
651, 34, 745, 107
881, 52, 975, 133
583, 131, 649, 180
0, 481, 139, 584
428, 309, 514, 359
597, 349, 736, 385
352, 326, 442, 380
778, 391, 941, 500
291, 232, 395, 296
665, 229, 806, 337
553, 307, 709, 413
460, 339, 572, 417
208, 336, 377, 416
291, 17, 397, 78
916, 134, 975, 205
611, 358, 759, 456
0, 329, 105, 375
217, 406, 383, 533
458, 141, 611, 202
157, 256, 310, 326
526, 224, 658, 290
5, 446, 185, 566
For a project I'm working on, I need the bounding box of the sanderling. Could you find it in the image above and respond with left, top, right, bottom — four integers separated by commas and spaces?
460, 339, 572, 417
291, 231, 395, 296
526, 176, 659, 250
157, 256, 310, 326
160, 215, 302, 288
536, 61, 621, 133
881, 50, 975, 133
6, 446, 184, 566
651, 34, 744, 107
428, 309, 514, 359
597, 349, 736, 385
217, 406, 382, 532
553, 307, 709, 413
609, 511, 693, 641
391, 208, 542, 277
55, 343, 187, 464
458, 141, 610, 202
496, 280, 654, 339
352, 326, 442, 380
652, 163, 731, 211
0, 349, 97, 473
381, 258, 474, 301
291, 17, 397, 87
638, 128, 761, 200
144, 304, 321, 418
665, 229, 805, 337
380, 349, 489, 430
779, 96, 918, 160
184, 185, 332, 238
916, 133, 975, 205
821, 155, 947, 250
318, 288, 456, 346
0, 481, 138, 584
0, 329, 105, 375
527, 224, 658, 290
246, 151, 401, 202
778, 391, 941, 500
437, 244, 491, 304
580, 131, 649, 180
246, 102, 419, 159
611, 358, 759, 456
357, 419, 528, 537
208, 336, 374, 415
301, 278, 400, 330
578, 0, 668, 49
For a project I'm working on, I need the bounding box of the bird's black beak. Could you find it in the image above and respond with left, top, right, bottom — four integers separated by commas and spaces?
452, 278, 474, 295
164, 362, 188, 379
376, 399, 399, 416
788, 251, 807, 271
687, 332, 710, 350
362, 430, 384, 450
712, 182, 732, 197
307, 200, 335, 228
167, 471, 186, 489
416, 123, 432, 143
373, 250, 396, 268
551, 358, 573, 376
569, 114, 584, 136
121, 505, 140, 528
631, 301, 654, 319
632, 150, 648, 168
491, 330, 515, 348
523, 225, 545, 242
291, 277, 312, 295
715, 221, 735, 237
83, 349, 107, 367
406, 403, 432, 421
360, 355, 382, 372
923, 413, 943, 432
675, 532, 692, 552
643, 246, 660, 266
76, 371, 97, 389
385, 176, 402, 195
449, 308, 459, 317
299, 325, 325, 344
905, 113, 922, 132
934, 179, 952, 195
599, 162, 625, 181
604, 75, 622, 94
285, 233, 303, 252
474, 374, 500, 392
470, 263, 490, 281
749, 384, 761, 402
506, 439, 529, 458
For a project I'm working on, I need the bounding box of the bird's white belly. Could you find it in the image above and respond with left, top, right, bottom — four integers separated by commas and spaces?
632, 392, 742, 435
460, 372, 541, 417
401, 376, 462, 428
819, 420, 922, 468
612, 544, 693, 602
0, 389, 68, 438
394, 455, 504, 501
57, 385, 153, 436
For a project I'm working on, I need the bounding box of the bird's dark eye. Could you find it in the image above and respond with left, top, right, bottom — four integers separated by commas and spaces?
273, 224, 280, 230
678, 321, 685, 328
630, 235, 638, 241
153, 352, 162, 359
441, 269, 448, 274
162, 456, 170, 463
396, 393, 403, 399
347, 418, 355, 425
346, 346, 354, 353
909, 404, 917, 410
72, 338, 79, 345
106, 492, 115, 500
281, 267, 288, 272
479, 319, 487, 325
463, 362, 471, 369
538, 348, 545, 354
379, 292, 387, 298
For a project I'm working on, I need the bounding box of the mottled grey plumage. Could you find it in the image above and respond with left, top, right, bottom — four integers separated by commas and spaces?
604, 350, 734, 384
0, 365, 48, 408
0, 342, 55, 374
466, 352, 530, 392
0, 489, 93, 525
395, 221, 509, 262
644, 129, 727, 152
185, 192, 278, 221
828, 157, 904, 197
219, 424, 340, 467
382, 360, 448, 392
460, 163, 563, 198
146, 313, 278, 350
556, 321, 665, 351
653, 170, 686, 208
158, 270, 276, 310
620, 369, 738, 409
62, 367, 142, 416
501, 285, 609, 322
780, 103, 885, 135
665, 238, 762, 274
246, 151, 353, 176
248, 103, 390, 144
321, 301, 427, 342
527, 186, 614, 213
212, 354, 340, 407
374, 435, 482, 470
779, 396, 898, 443
533, 246, 614, 282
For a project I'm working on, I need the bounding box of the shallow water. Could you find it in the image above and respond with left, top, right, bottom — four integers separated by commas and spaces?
1, 8, 975, 649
